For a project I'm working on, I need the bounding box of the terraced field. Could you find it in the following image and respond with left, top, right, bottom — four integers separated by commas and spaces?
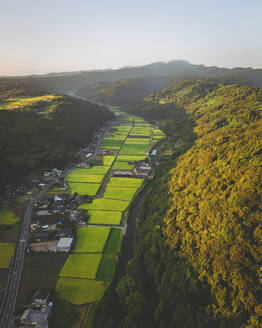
56, 112, 165, 321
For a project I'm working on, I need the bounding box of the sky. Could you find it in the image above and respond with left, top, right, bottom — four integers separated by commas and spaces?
1, 0, 262, 76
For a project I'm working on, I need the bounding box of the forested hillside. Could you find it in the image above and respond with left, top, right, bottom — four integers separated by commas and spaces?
75, 76, 171, 105
96, 79, 262, 327
0, 84, 114, 188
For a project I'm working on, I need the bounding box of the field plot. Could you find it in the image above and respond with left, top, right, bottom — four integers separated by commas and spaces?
103, 155, 115, 166
73, 227, 110, 253
130, 127, 152, 135
124, 138, 151, 144
96, 256, 116, 282
104, 229, 122, 256
119, 143, 150, 155
101, 138, 124, 149
87, 210, 122, 225
67, 175, 103, 183
67, 183, 100, 196
79, 198, 129, 212
0, 242, 15, 268
113, 162, 134, 170
108, 177, 143, 188
60, 254, 102, 279
153, 136, 165, 140
56, 278, 109, 305
153, 128, 165, 135
67, 166, 109, 176
104, 186, 138, 200
0, 209, 19, 226
116, 155, 147, 162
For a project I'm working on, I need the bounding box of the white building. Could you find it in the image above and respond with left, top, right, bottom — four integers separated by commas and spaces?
49, 237, 73, 252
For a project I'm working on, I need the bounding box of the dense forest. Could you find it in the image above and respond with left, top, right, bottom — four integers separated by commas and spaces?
95, 79, 262, 327
0, 83, 114, 188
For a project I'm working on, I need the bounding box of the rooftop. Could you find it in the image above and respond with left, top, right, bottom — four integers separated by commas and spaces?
57, 237, 73, 248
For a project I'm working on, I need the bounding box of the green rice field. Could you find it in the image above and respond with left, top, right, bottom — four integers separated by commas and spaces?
104, 229, 122, 256
67, 182, 100, 196
108, 177, 143, 188
87, 210, 123, 225
96, 256, 116, 282
103, 155, 115, 166
113, 162, 134, 170
104, 186, 138, 200
0, 242, 15, 268
79, 198, 130, 211
60, 254, 102, 279
119, 143, 150, 155
56, 278, 109, 305
66, 175, 104, 183
116, 155, 146, 162
73, 227, 110, 253
0, 209, 19, 226
124, 138, 151, 144
68, 166, 109, 175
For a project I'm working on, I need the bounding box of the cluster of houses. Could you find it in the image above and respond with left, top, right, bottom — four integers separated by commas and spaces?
20, 290, 52, 328
43, 168, 62, 178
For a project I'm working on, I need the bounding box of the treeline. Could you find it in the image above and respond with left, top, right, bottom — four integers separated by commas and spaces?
0, 85, 114, 187
95, 79, 262, 327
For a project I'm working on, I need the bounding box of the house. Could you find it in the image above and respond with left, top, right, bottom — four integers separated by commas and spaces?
77, 162, 90, 169
32, 290, 50, 307
36, 210, 50, 216
133, 165, 152, 178
54, 195, 64, 204
49, 237, 73, 252
35, 232, 53, 242
20, 305, 51, 327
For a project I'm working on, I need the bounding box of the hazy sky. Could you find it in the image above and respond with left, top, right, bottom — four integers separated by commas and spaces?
1, 0, 262, 76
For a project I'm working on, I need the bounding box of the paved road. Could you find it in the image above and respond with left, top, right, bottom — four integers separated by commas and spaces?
0, 178, 60, 328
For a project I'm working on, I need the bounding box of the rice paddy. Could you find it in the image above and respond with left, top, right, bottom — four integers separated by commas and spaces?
56, 278, 109, 305
73, 227, 110, 253
104, 186, 138, 200
59, 253, 102, 279
96, 256, 116, 282
67, 182, 100, 196
78, 198, 130, 211
108, 177, 143, 188
87, 210, 123, 225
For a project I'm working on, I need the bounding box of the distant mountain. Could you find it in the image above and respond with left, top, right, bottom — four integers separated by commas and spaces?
1, 60, 262, 96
